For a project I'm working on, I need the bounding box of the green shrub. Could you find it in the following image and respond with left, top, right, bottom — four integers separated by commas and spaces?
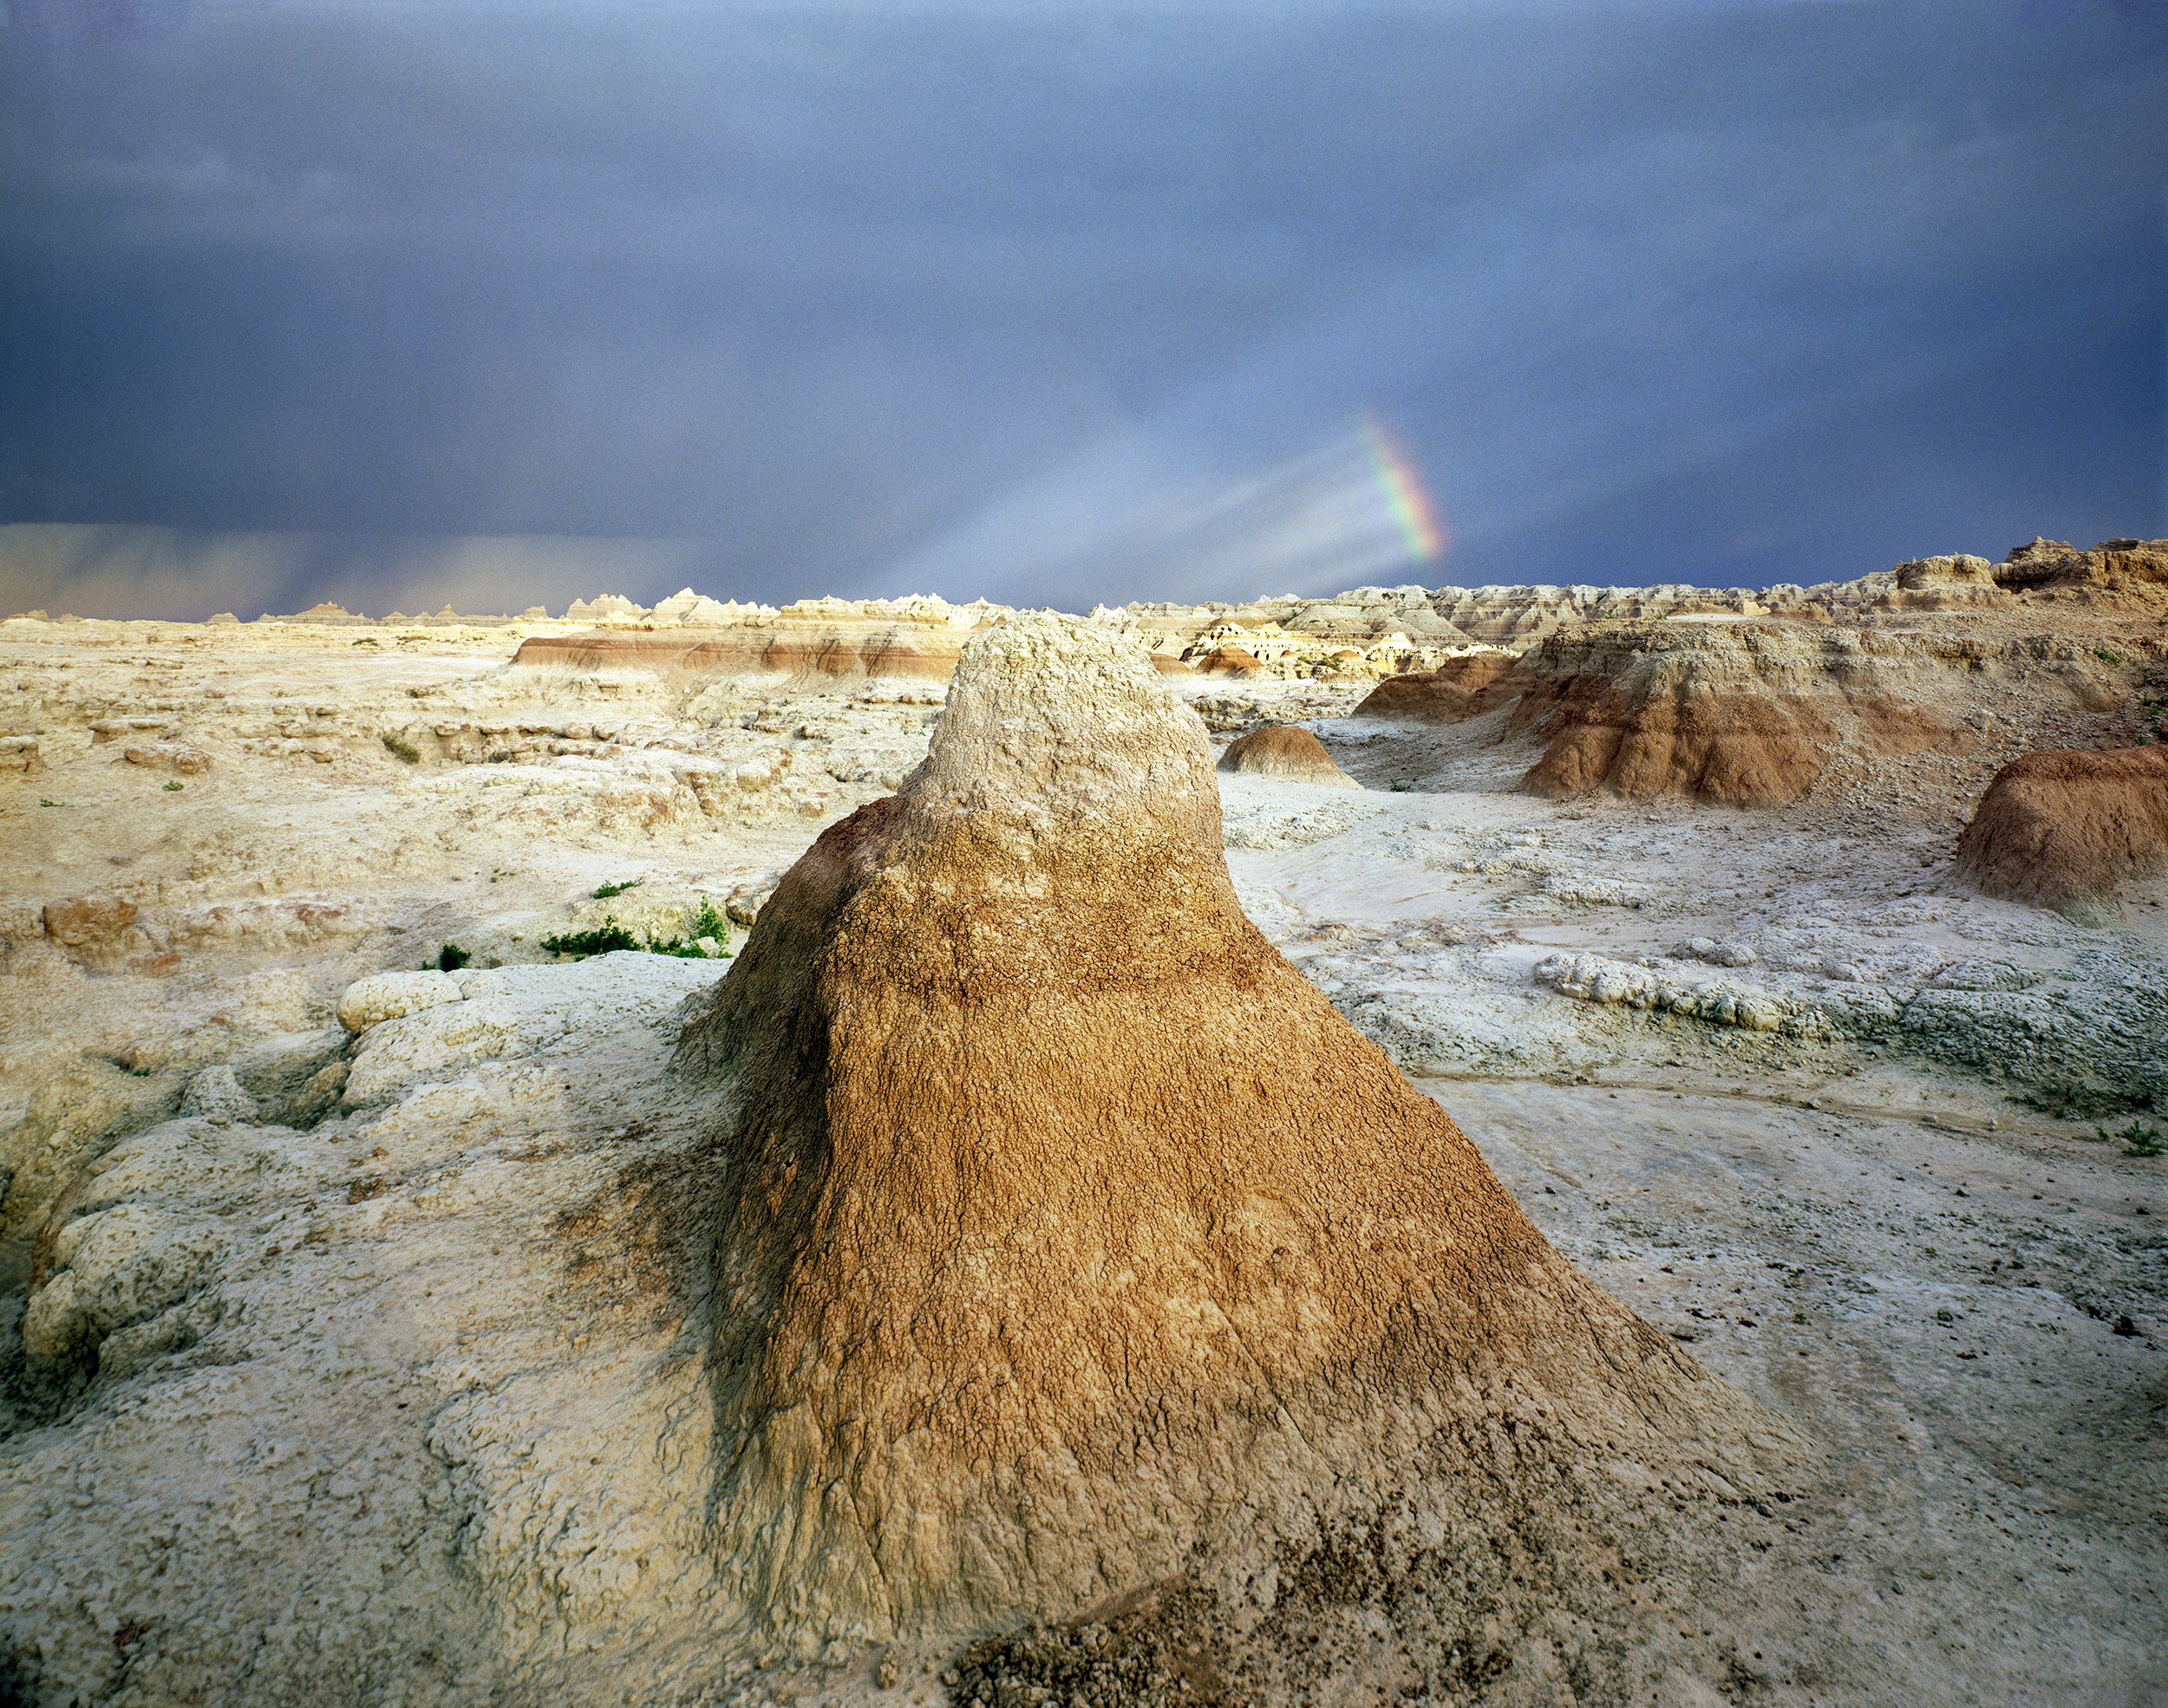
645, 897, 730, 957
540, 917, 642, 958
2102, 1119, 2165, 1157
163, 779, 184, 792
592, 877, 645, 899
437, 942, 471, 972
540, 899, 733, 962
381, 732, 421, 764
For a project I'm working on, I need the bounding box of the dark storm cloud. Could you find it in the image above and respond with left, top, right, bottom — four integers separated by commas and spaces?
1, 0, 2163, 616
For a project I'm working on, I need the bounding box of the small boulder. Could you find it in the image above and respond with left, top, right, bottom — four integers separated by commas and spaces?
336, 970, 464, 1033
43, 896, 138, 951
723, 873, 782, 928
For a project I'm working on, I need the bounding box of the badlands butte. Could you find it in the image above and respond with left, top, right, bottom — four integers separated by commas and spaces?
0, 536, 2164, 1708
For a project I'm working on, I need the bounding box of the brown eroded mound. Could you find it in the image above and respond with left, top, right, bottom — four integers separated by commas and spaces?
1954, 745, 2168, 909
1363, 622, 1982, 806
1216, 722, 1357, 786
1352, 648, 1517, 717
679, 613, 1800, 1676
1194, 642, 1266, 676
1522, 678, 1834, 806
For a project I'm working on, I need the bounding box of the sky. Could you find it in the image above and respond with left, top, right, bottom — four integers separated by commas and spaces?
2, 0, 2165, 618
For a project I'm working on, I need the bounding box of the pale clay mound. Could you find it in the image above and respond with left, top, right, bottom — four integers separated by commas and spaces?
678, 613, 1804, 1681
1214, 722, 1358, 786
1954, 745, 2168, 910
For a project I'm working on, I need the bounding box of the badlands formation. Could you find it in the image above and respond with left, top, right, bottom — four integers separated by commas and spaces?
0, 538, 2162, 1705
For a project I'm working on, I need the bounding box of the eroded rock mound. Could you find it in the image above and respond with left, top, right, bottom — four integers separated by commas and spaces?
1519, 648, 1836, 807
1955, 745, 2168, 909
1352, 649, 1518, 718
681, 612, 1799, 1673
1216, 723, 1357, 786
1892, 538, 2168, 610
512, 623, 967, 681
1995, 536, 2168, 592
1362, 622, 1988, 806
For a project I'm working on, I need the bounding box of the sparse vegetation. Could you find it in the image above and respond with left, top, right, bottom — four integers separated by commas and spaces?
2093, 647, 2124, 666
380, 731, 421, 764
37, 798, 63, 807
163, 779, 184, 792
2139, 666, 2166, 743
540, 898, 731, 961
2015, 1083, 2154, 1121
592, 877, 645, 899
2101, 1119, 2165, 1157
436, 942, 471, 972
539, 918, 642, 958
648, 897, 730, 957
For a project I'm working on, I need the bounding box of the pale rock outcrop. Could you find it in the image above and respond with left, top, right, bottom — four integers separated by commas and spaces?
1534, 951, 1790, 1032
3, 955, 739, 1705
1996, 536, 2168, 591
91, 717, 172, 744
1894, 553, 2009, 609
0, 1053, 182, 1243
511, 603, 985, 682
122, 740, 211, 774
562, 593, 650, 622
335, 968, 464, 1033
23, 1198, 229, 1367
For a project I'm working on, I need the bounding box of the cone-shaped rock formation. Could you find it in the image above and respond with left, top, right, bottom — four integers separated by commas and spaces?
1217, 723, 1358, 786
682, 613, 1797, 1659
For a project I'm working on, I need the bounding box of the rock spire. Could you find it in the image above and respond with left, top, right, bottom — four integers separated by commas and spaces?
682, 612, 1796, 1663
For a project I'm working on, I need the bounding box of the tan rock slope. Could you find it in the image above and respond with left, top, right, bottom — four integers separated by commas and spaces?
679, 612, 1799, 1669
1362, 622, 1987, 806
1215, 722, 1357, 786
1897, 536, 2168, 608
510, 614, 975, 681
1955, 745, 2168, 909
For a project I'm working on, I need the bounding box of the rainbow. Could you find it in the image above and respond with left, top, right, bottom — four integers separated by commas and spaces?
1361, 414, 1446, 563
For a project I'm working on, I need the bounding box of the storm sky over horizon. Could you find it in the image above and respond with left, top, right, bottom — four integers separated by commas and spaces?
3, 0, 2165, 617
